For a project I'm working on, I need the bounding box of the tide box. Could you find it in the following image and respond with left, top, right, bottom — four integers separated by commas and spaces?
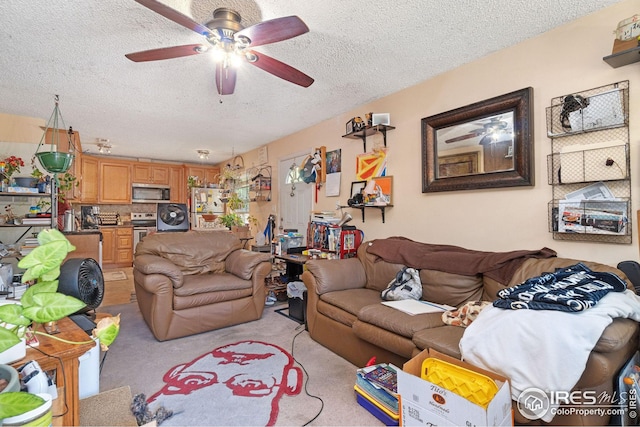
398, 349, 513, 427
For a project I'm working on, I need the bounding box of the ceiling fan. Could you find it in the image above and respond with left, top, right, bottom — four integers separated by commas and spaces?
444, 116, 511, 144
125, 0, 314, 95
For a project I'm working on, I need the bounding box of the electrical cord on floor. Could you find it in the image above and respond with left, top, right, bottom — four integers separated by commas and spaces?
99, 349, 108, 374
290, 323, 325, 426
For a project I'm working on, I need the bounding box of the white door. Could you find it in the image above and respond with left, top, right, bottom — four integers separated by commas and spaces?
279, 154, 313, 243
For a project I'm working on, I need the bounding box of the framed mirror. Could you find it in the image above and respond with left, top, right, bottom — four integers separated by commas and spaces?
421, 87, 534, 192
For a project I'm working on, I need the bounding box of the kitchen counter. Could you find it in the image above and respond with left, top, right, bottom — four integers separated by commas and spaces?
62, 229, 103, 236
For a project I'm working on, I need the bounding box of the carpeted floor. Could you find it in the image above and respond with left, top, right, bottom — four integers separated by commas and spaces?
97, 302, 381, 426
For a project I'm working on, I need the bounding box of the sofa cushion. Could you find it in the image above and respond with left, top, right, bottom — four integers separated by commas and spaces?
135, 230, 242, 275
357, 304, 446, 339
412, 325, 465, 359
173, 272, 253, 310
357, 243, 406, 292
420, 269, 484, 307
225, 250, 271, 280
319, 288, 382, 326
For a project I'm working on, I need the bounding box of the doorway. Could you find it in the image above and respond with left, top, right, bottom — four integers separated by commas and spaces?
278, 154, 313, 243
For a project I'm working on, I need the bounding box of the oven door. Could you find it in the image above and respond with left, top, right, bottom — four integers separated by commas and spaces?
133, 227, 155, 248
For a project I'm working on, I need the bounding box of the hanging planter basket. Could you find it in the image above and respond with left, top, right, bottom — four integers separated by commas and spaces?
33, 95, 77, 175
36, 152, 74, 174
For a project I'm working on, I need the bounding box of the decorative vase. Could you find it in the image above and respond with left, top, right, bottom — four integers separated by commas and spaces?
0, 338, 26, 365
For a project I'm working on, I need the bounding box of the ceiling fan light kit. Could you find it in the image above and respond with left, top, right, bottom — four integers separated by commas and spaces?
126, 0, 314, 95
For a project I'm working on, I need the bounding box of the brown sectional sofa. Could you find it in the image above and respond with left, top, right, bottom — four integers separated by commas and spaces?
300, 237, 639, 425
133, 230, 271, 341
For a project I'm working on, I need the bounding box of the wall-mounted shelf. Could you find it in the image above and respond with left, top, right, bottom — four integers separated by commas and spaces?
342, 125, 395, 152
546, 80, 631, 244
603, 46, 640, 68
340, 204, 393, 223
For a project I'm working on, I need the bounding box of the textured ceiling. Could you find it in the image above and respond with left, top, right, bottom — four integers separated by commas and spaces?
0, 0, 621, 164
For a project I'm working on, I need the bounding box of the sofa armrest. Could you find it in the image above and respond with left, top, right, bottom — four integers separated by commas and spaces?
304, 258, 366, 295
225, 250, 271, 280
133, 254, 184, 289
593, 317, 639, 353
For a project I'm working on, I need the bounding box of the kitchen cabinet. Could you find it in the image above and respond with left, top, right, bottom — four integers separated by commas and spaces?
101, 226, 133, 267
100, 228, 115, 265
79, 155, 99, 203
185, 165, 220, 187
99, 160, 131, 203
132, 163, 170, 185
169, 165, 186, 203
115, 227, 133, 266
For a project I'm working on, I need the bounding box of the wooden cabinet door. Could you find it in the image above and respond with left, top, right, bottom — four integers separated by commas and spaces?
100, 160, 131, 203
132, 163, 170, 185
205, 167, 220, 186
115, 227, 133, 265
186, 165, 220, 187
101, 228, 115, 265
79, 155, 99, 203
169, 165, 185, 203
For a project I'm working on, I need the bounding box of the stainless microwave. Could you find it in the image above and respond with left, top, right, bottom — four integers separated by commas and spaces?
132, 183, 170, 203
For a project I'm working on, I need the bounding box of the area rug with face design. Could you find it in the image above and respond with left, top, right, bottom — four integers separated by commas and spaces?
146, 340, 303, 426
98, 302, 379, 426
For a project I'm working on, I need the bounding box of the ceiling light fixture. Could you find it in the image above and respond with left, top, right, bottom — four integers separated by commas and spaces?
97, 139, 112, 154
197, 150, 210, 160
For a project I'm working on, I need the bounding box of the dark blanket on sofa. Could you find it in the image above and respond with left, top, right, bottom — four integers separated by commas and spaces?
367, 237, 557, 285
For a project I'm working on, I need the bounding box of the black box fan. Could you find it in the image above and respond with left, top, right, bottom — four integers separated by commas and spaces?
58, 258, 104, 312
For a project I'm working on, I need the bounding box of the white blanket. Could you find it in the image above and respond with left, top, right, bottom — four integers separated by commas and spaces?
459, 290, 640, 422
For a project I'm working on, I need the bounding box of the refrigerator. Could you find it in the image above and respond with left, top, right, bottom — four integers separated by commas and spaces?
191, 187, 225, 230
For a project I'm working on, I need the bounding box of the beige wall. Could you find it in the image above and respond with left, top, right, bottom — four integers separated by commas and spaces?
243, 0, 639, 266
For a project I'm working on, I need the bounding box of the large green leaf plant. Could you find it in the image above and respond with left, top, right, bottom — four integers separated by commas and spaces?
0, 229, 121, 420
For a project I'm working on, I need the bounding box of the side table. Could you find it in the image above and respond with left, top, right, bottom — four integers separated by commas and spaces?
12, 317, 95, 426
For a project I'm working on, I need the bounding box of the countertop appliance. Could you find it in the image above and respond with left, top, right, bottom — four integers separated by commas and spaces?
191, 187, 224, 230
132, 183, 170, 203
132, 212, 157, 248
81, 206, 100, 229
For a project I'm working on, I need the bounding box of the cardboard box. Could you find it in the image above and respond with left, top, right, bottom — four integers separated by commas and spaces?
398, 350, 513, 426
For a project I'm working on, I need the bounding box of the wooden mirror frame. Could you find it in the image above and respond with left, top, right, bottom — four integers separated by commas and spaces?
421, 87, 534, 192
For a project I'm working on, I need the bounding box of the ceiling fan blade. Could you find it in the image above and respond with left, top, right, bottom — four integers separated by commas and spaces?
236, 16, 309, 47
134, 0, 211, 36
248, 51, 314, 87
445, 131, 483, 144
216, 64, 237, 95
125, 44, 205, 62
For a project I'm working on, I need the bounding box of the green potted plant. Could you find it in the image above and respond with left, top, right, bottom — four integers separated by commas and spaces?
0, 229, 120, 420
218, 212, 244, 229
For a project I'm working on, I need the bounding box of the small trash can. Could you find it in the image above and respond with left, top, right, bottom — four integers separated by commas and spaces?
287, 281, 307, 324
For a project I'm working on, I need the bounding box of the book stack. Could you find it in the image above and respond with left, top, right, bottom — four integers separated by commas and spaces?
354, 363, 399, 425
20, 236, 40, 256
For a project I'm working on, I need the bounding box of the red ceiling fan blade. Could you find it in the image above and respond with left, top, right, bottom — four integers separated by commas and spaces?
216, 63, 237, 95
125, 44, 206, 62
134, 0, 211, 36
248, 51, 314, 88
236, 16, 309, 47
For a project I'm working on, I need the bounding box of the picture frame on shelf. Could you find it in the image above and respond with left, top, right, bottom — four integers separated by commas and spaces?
365, 176, 393, 206
349, 180, 367, 205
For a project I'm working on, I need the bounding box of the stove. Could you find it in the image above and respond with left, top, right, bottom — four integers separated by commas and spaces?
132, 212, 157, 248
131, 212, 157, 227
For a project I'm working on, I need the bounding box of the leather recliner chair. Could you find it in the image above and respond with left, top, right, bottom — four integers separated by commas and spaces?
132, 230, 271, 341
